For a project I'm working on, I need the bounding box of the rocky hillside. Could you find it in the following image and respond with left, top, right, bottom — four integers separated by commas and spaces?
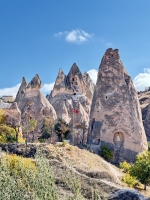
0, 143, 149, 199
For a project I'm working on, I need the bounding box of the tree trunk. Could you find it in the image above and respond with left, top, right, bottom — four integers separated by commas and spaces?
25, 133, 28, 155
144, 184, 146, 190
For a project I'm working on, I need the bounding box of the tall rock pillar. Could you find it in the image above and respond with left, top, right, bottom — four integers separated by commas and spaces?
87, 48, 148, 163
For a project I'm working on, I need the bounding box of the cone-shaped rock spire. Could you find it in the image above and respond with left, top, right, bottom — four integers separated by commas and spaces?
87, 48, 148, 163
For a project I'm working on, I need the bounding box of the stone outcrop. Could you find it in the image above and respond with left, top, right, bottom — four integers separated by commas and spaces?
5, 102, 21, 128
83, 72, 95, 101
108, 189, 147, 200
87, 48, 148, 163
15, 74, 57, 141
15, 77, 28, 102
138, 90, 150, 141
47, 63, 95, 144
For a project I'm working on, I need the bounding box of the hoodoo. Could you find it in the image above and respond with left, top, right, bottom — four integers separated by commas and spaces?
15, 74, 57, 141
47, 63, 95, 145
87, 48, 148, 163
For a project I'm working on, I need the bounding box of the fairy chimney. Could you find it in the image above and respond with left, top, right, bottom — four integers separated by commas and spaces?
87, 48, 148, 163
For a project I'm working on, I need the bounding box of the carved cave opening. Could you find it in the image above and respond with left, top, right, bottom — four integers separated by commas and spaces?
113, 132, 124, 145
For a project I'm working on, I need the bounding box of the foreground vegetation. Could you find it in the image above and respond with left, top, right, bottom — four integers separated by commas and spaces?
120, 151, 150, 190
0, 146, 106, 200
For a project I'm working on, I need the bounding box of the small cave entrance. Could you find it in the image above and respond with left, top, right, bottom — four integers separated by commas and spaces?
113, 132, 124, 145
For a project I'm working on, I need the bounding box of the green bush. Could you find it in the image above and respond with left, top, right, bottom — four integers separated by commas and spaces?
122, 173, 137, 187
148, 142, 150, 151
120, 161, 131, 173
0, 149, 59, 200
100, 145, 113, 160
0, 125, 16, 143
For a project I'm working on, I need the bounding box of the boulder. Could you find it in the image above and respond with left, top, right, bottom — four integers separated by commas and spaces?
108, 189, 147, 200
87, 48, 148, 163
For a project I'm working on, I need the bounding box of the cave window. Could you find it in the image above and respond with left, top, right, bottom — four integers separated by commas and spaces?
74, 93, 76, 95
106, 96, 108, 99
72, 78, 74, 81
113, 132, 124, 145
75, 82, 78, 85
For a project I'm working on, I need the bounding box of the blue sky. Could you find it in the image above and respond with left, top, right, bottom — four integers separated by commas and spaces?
0, 0, 150, 96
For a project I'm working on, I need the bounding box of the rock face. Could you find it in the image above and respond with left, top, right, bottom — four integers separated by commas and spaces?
5, 102, 21, 128
15, 74, 57, 141
15, 77, 28, 102
108, 189, 147, 200
87, 48, 148, 163
47, 63, 95, 144
138, 90, 150, 141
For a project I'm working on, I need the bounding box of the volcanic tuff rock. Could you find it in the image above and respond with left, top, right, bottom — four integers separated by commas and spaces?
15, 77, 28, 102
47, 63, 95, 144
4, 102, 21, 128
87, 48, 148, 163
15, 74, 57, 141
138, 89, 150, 141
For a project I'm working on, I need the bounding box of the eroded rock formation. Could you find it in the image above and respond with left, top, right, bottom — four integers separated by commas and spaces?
87, 48, 148, 163
47, 63, 95, 144
15, 74, 57, 141
138, 89, 150, 141
5, 102, 21, 128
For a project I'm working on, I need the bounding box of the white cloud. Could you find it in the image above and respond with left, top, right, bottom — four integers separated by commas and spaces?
87, 69, 98, 84
0, 82, 55, 98
40, 82, 55, 94
106, 42, 113, 46
54, 29, 92, 44
133, 68, 150, 91
54, 32, 63, 37
0, 84, 21, 98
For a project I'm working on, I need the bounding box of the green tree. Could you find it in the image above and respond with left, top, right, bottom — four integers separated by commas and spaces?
54, 118, 70, 142
75, 122, 87, 145
39, 117, 54, 141
23, 119, 38, 153
100, 145, 113, 161
130, 151, 150, 190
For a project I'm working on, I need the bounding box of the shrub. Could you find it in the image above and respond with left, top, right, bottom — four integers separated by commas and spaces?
0, 125, 16, 143
129, 151, 150, 190
120, 161, 131, 173
62, 140, 68, 146
1, 154, 36, 177
122, 173, 137, 187
100, 145, 113, 160
0, 149, 59, 200
148, 142, 150, 151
